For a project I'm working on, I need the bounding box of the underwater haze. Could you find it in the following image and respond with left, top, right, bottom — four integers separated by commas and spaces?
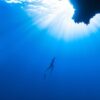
0, 1, 100, 100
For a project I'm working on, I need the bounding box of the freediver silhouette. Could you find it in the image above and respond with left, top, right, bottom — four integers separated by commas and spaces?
44, 57, 56, 79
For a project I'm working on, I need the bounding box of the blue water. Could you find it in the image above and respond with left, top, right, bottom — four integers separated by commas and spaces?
0, 1, 100, 100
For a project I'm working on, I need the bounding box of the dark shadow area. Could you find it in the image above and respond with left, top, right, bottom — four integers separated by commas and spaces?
70, 0, 100, 24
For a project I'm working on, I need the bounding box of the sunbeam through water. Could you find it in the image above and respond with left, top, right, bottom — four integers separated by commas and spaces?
4, 0, 100, 41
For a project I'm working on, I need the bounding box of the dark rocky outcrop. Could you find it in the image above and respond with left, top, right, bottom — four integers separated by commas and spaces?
70, 0, 100, 24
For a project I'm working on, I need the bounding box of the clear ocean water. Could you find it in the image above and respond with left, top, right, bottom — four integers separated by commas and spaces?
0, 1, 100, 100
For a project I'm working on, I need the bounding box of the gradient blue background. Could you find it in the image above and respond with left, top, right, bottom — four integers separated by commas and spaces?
0, 1, 100, 100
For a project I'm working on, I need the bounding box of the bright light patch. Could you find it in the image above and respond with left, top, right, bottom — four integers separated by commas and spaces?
25, 0, 100, 40
5, 0, 22, 3
5, 0, 100, 40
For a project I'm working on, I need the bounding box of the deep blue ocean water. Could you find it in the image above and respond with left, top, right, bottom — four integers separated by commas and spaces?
0, 1, 100, 100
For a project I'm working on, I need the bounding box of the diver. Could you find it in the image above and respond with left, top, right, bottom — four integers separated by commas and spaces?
44, 57, 56, 79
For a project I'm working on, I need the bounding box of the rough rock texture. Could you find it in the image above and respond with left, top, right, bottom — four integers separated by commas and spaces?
70, 0, 100, 24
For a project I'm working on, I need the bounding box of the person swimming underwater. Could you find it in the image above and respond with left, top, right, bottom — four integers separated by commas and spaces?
44, 57, 56, 79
